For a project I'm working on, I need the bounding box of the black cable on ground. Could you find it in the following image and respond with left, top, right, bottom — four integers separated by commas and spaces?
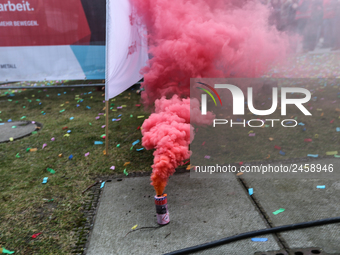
164, 217, 340, 255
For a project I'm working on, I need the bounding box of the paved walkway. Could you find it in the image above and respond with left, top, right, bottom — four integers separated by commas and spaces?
86, 158, 340, 255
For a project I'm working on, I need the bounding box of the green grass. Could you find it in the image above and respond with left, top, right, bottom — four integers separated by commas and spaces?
0, 87, 154, 254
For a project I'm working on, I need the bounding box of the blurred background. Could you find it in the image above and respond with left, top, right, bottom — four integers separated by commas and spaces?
260, 0, 340, 53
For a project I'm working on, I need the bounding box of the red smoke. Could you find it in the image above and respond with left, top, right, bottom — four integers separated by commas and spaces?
132, 0, 290, 195
141, 95, 214, 196
132, 0, 289, 106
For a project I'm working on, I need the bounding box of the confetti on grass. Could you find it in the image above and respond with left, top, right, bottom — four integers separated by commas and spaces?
317, 185, 326, 189
0, 247, 15, 254
132, 140, 140, 146
307, 154, 318, 158
47, 168, 55, 174
31, 233, 41, 239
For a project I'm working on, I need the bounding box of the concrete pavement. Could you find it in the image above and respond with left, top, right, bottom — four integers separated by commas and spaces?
85, 157, 340, 255
86, 173, 280, 255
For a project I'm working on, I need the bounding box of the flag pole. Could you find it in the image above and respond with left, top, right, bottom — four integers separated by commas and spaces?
105, 100, 109, 156
105, 0, 109, 156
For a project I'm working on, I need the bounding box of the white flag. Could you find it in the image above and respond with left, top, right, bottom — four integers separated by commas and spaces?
105, 0, 148, 101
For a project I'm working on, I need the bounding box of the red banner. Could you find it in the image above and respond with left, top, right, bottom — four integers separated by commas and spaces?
0, 0, 91, 46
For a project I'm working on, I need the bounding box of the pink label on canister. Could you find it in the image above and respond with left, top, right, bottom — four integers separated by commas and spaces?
157, 211, 170, 225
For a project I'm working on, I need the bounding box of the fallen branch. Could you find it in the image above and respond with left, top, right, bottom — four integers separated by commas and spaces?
82, 180, 100, 194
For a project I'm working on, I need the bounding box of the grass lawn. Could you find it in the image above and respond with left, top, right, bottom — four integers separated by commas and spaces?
0, 86, 154, 254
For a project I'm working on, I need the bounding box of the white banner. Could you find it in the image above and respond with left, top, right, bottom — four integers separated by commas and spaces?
0, 46, 85, 81
105, 0, 148, 101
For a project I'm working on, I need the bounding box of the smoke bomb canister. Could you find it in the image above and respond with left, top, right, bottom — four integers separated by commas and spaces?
154, 194, 170, 225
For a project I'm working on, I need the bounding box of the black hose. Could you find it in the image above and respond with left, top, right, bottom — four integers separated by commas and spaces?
164, 217, 340, 255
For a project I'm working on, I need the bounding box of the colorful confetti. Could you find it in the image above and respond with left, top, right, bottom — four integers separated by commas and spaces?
273, 208, 285, 215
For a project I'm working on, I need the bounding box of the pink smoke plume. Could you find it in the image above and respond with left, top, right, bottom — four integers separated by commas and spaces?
132, 0, 290, 194
141, 95, 214, 196
132, 0, 289, 106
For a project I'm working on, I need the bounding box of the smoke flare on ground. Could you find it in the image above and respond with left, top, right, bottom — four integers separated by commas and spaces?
132, 0, 290, 194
